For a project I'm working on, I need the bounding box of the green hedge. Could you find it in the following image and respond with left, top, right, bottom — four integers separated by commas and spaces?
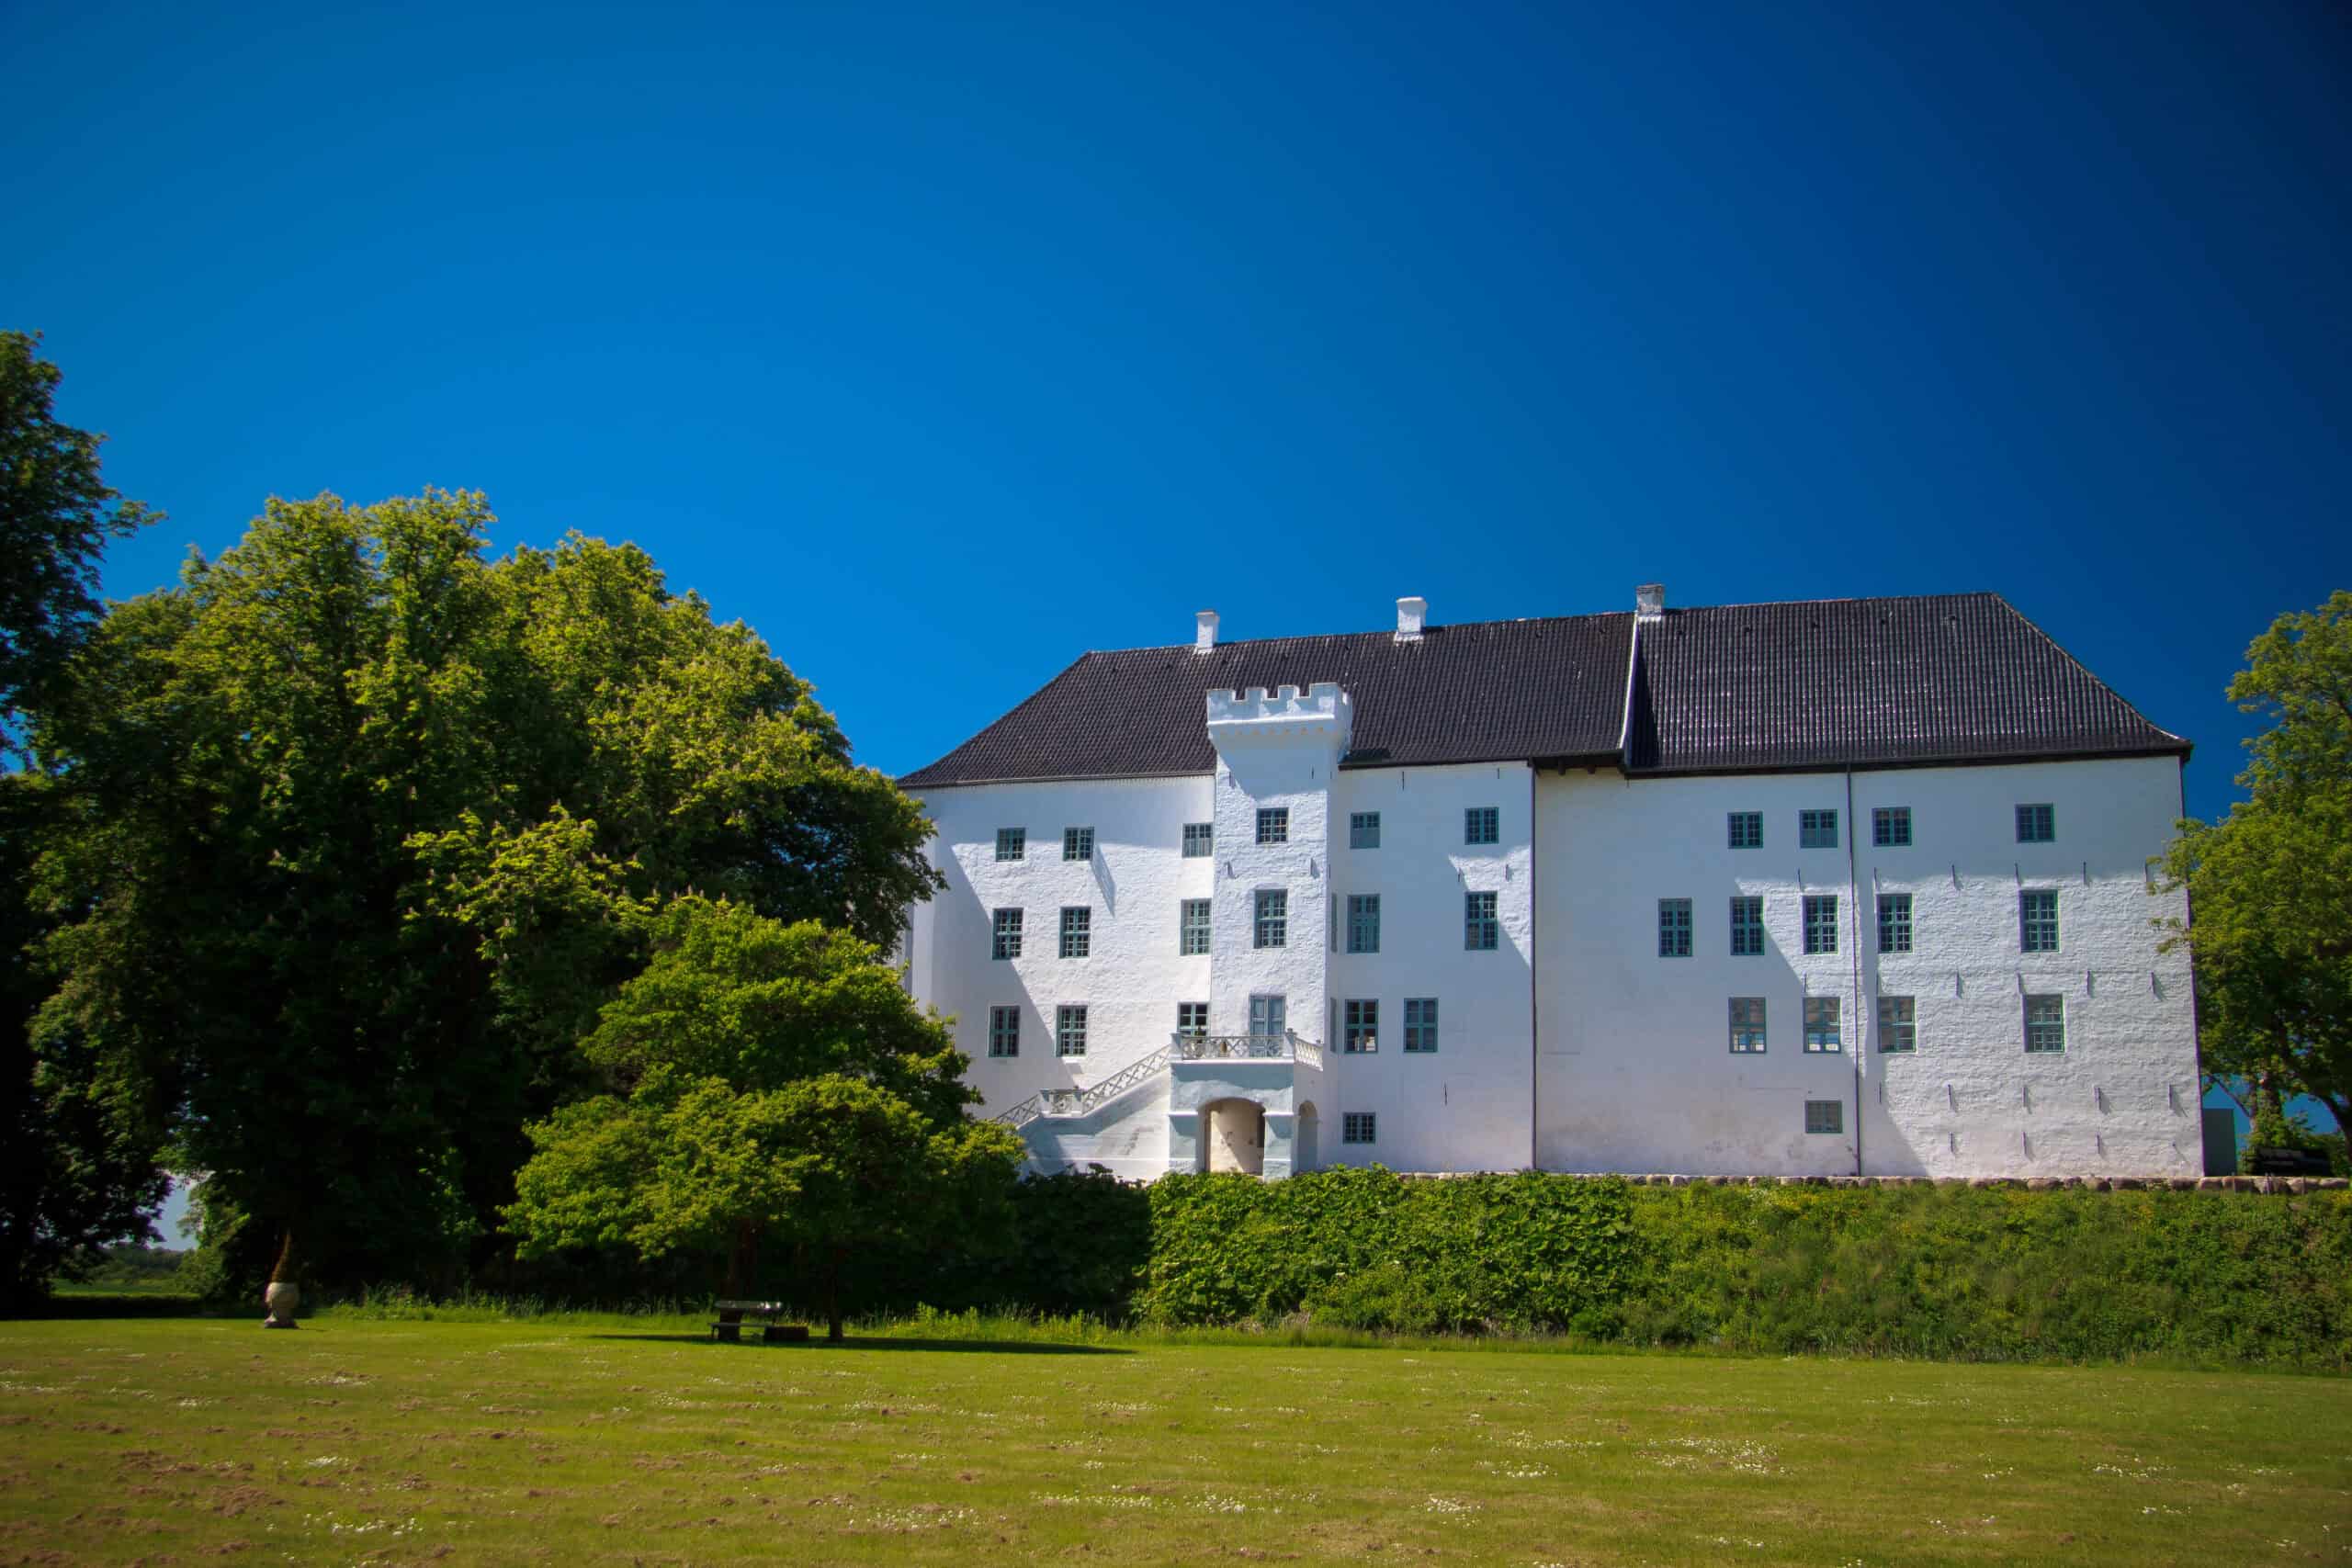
1134, 1170, 2352, 1367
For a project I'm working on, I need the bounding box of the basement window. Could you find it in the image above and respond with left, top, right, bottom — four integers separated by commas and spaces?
1804, 1100, 1843, 1135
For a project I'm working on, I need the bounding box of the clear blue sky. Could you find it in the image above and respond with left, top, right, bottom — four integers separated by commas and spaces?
6, 0, 2347, 818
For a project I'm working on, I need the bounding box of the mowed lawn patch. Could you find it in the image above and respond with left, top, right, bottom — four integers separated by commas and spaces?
0, 1317, 2346, 1566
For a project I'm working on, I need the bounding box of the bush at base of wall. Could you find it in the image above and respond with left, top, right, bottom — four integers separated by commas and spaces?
1136, 1169, 2352, 1367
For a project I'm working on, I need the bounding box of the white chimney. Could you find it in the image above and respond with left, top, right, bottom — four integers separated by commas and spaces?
1395, 596, 1427, 642
1195, 609, 1219, 652
1635, 582, 1665, 620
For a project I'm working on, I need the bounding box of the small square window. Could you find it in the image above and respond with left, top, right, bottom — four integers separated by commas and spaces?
1799, 809, 1838, 849
1872, 807, 1911, 847
1063, 826, 1093, 861
1404, 997, 1439, 1054
1350, 811, 1381, 849
1341, 1111, 1377, 1145
1804, 995, 1842, 1053
1343, 998, 1378, 1053
1729, 997, 1766, 1054
1877, 995, 1916, 1054
1729, 896, 1765, 956
1182, 822, 1214, 857
1058, 906, 1091, 959
1256, 807, 1289, 845
1253, 889, 1287, 949
1803, 894, 1838, 954
1464, 807, 1499, 845
1877, 893, 1912, 953
1346, 894, 1380, 954
1055, 1004, 1088, 1057
1657, 897, 1692, 957
2024, 993, 2065, 1054
2016, 804, 2054, 843
1728, 811, 1763, 850
1179, 898, 1212, 956
988, 1006, 1020, 1058
1464, 891, 1499, 951
995, 828, 1025, 862
1176, 1001, 1209, 1041
991, 908, 1023, 960
1804, 1100, 1843, 1135
2019, 889, 2059, 953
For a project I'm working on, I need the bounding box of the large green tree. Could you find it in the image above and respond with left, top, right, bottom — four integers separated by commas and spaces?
0, 331, 164, 1307
2159, 591, 2352, 1137
0, 330, 155, 734
27, 491, 941, 1292
506, 897, 1023, 1337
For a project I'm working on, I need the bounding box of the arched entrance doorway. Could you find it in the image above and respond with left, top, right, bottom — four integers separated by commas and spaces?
1295, 1101, 1319, 1175
1202, 1099, 1266, 1175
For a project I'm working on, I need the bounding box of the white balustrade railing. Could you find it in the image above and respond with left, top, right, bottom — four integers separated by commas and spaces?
992, 1030, 1327, 1128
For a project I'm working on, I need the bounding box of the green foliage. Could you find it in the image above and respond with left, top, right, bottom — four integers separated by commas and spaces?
23, 492, 941, 1295
505, 898, 1023, 1336
1141, 1168, 1642, 1333
0, 330, 157, 734
1134, 1172, 2352, 1367
2158, 591, 2352, 1135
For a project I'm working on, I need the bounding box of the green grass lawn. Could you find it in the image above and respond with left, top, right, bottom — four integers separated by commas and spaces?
1, 1314, 2346, 1565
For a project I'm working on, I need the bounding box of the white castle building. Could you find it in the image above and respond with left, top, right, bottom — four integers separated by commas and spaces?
899, 588, 2202, 1181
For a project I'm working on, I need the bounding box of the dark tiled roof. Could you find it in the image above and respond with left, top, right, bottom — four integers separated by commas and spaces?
900, 593, 2187, 788
1623, 593, 2187, 773
899, 615, 1633, 786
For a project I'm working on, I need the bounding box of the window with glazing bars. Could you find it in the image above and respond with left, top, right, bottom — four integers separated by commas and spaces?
1176, 1001, 1208, 1041
1658, 898, 1692, 957
1871, 807, 1912, 847
1729, 997, 1766, 1053
2024, 993, 2065, 1053
1350, 811, 1380, 849
1464, 891, 1498, 950
2020, 889, 2058, 953
1179, 898, 1211, 956
1804, 996, 1842, 1052
1256, 807, 1288, 845
995, 827, 1024, 862
1803, 894, 1838, 954
1805, 1100, 1843, 1134
1728, 810, 1762, 849
1341, 1111, 1376, 1144
1347, 894, 1380, 953
1404, 997, 1439, 1053
1055, 1004, 1087, 1057
1249, 995, 1285, 1040
1182, 822, 1213, 857
1063, 826, 1093, 861
991, 908, 1023, 960
2016, 803, 2055, 843
1464, 807, 1499, 844
1877, 892, 1912, 953
1058, 906, 1090, 958
1343, 998, 1378, 1053
1253, 889, 1287, 949
988, 1006, 1019, 1057
1877, 995, 1916, 1053
1730, 896, 1764, 956
1799, 808, 1838, 849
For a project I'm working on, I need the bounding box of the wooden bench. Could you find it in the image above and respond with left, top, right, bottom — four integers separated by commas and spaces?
709, 1300, 811, 1343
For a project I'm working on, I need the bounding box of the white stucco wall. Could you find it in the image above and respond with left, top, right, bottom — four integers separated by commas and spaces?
1532, 756, 2199, 1178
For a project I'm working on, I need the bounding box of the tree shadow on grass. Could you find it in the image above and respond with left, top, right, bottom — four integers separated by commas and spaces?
587, 1332, 1131, 1355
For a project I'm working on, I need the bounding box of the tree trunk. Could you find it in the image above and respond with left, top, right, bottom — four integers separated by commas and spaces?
824, 1247, 844, 1342
723, 1221, 758, 1300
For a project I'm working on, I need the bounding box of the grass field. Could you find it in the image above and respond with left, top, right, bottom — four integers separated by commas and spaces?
2, 1314, 2346, 1566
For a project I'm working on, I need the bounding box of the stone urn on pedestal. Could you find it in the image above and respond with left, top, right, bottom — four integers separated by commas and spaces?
263, 1230, 299, 1329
